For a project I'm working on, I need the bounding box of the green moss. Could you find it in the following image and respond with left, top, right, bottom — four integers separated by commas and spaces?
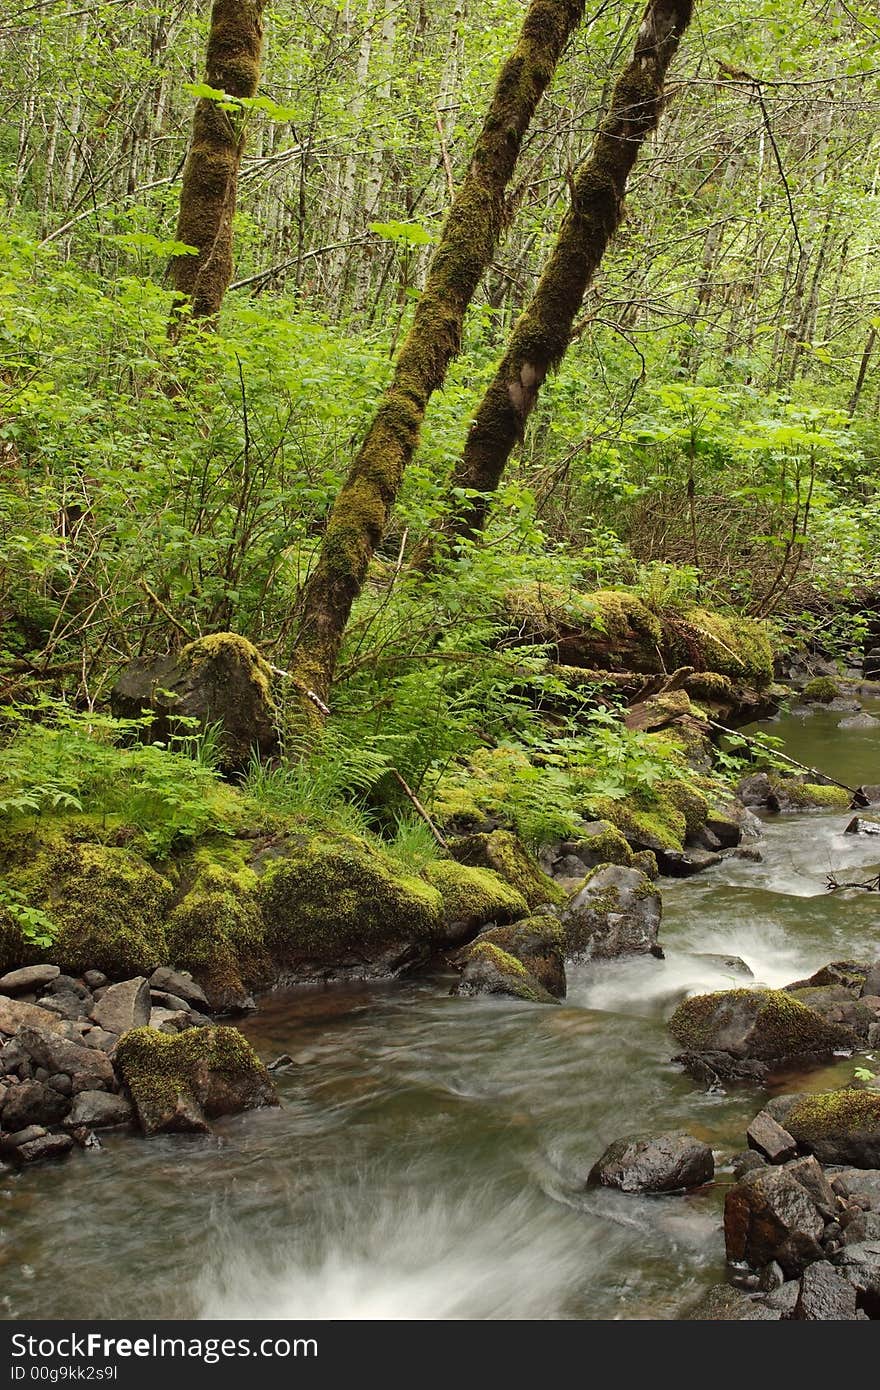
115, 1024, 275, 1135
684, 671, 734, 701
258, 832, 444, 962
449, 829, 563, 908
460, 914, 565, 997
422, 860, 528, 929
574, 823, 634, 867
802, 676, 840, 703
584, 792, 687, 853
632, 849, 659, 879
166, 852, 271, 1008
458, 940, 558, 1004
665, 608, 774, 686
786, 1088, 880, 1139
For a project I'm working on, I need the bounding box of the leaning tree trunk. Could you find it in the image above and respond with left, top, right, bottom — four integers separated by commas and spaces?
169, 0, 266, 331
446, 0, 693, 543
290, 0, 586, 711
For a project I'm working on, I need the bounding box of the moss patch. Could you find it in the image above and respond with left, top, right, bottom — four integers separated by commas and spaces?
769, 777, 851, 810
669, 987, 855, 1060
166, 850, 272, 1009
454, 941, 558, 1004
802, 676, 840, 703
448, 829, 563, 908
422, 860, 528, 931
786, 1088, 880, 1139
666, 608, 773, 687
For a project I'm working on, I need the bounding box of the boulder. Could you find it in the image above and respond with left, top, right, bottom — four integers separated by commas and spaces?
793, 1261, 859, 1319
447, 830, 563, 910
0, 1080, 69, 1130
588, 1132, 713, 1194
12, 1132, 74, 1164
861, 961, 880, 999
114, 1025, 278, 1136
0, 965, 60, 994
89, 977, 151, 1035
147, 968, 210, 1010
839, 712, 878, 730
422, 860, 528, 941
451, 943, 558, 1005
724, 1166, 825, 1276
785, 985, 878, 1041
834, 1241, 880, 1315
562, 865, 661, 961
111, 632, 279, 774
747, 1111, 797, 1164
669, 988, 856, 1081
785, 1090, 880, 1167
65, 1090, 132, 1129
456, 916, 566, 998
15, 1025, 115, 1092
737, 772, 774, 807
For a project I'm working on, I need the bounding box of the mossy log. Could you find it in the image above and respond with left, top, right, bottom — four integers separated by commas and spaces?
289, 0, 588, 709
170, 0, 266, 328
446, 0, 693, 542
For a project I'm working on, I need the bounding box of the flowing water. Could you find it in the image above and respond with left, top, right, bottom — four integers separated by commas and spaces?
1, 704, 879, 1321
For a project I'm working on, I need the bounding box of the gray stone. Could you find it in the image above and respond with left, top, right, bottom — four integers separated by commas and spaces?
0, 1125, 46, 1152
730, 1149, 767, 1180
13, 1132, 74, 1164
37, 992, 89, 1021
737, 772, 774, 807
149, 1007, 191, 1033
47, 1073, 72, 1096
786, 1155, 837, 1215
15, 1025, 115, 1091
83, 970, 108, 991
1, 1079, 69, 1129
562, 865, 661, 961
150, 990, 191, 1012
747, 1111, 797, 1164
148, 968, 210, 1010
794, 1260, 860, 1319
724, 1166, 826, 1276
45, 975, 91, 1000
588, 1132, 713, 1194
686, 1285, 781, 1320
0, 995, 67, 1038
65, 1090, 132, 1129
89, 977, 150, 1035
861, 961, 880, 999
0, 965, 60, 994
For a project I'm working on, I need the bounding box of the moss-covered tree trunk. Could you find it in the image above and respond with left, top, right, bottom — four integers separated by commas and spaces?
446, 0, 693, 542
289, 0, 586, 711
169, 0, 266, 331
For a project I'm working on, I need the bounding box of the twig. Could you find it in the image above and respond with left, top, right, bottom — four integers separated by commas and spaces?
390, 768, 448, 849
137, 580, 195, 642
708, 718, 857, 795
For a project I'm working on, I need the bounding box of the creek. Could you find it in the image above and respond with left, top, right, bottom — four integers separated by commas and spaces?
1, 705, 878, 1320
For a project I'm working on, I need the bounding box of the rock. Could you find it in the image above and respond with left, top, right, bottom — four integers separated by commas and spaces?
839, 712, 878, 730
149, 1007, 192, 1033
454, 916, 566, 998
704, 814, 743, 848
452, 943, 558, 1005
38, 992, 89, 1021
831, 1168, 880, 1208
764, 1280, 802, 1316
737, 772, 774, 807
785, 1089, 880, 1166
786, 961, 868, 993
747, 1111, 797, 1164
588, 1132, 713, 1194
657, 849, 723, 877
422, 860, 528, 941
685, 1285, 782, 1320
80, 1026, 121, 1052
111, 632, 279, 774
447, 830, 562, 910
844, 816, 880, 836
861, 961, 880, 999
0, 1125, 47, 1153
548, 822, 636, 877
65, 1090, 132, 1129
692, 954, 754, 979
730, 1149, 767, 1180
15, 1025, 115, 1092
1, 1079, 69, 1129
48, 1073, 72, 1096
668, 988, 856, 1081
83, 970, 108, 990
0, 995, 67, 1038
150, 990, 192, 1012
89, 976, 151, 1034
786, 1155, 836, 1214
0, 965, 60, 994
114, 1025, 278, 1136
562, 865, 661, 961
785, 985, 878, 1040
732, 844, 763, 863
794, 1261, 859, 1319
724, 1166, 825, 1276
45, 974, 91, 1000
834, 1241, 880, 1314
13, 1132, 74, 1164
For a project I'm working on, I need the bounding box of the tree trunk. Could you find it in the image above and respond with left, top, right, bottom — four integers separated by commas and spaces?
289, 0, 587, 710
445, 0, 693, 544
169, 0, 266, 330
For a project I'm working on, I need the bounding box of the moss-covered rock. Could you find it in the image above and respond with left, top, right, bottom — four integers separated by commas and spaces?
581, 790, 688, 856
562, 863, 661, 961
567, 821, 636, 869
422, 860, 527, 939
456, 914, 566, 998
0, 837, 172, 978
802, 676, 840, 704
501, 585, 664, 672
166, 847, 272, 1010
451, 941, 558, 1005
768, 777, 851, 811
111, 632, 279, 773
669, 988, 857, 1072
666, 608, 774, 687
448, 829, 563, 909
258, 832, 445, 978
785, 1089, 880, 1166
115, 1024, 278, 1136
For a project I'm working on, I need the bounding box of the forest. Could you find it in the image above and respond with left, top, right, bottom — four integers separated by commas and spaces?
1, 0, 880, 1327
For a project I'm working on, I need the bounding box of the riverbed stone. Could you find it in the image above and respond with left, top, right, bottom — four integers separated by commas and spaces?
724, 1165, 826, 1275
15, 1025, 115, 1092
785, 1089, 880, 1167
793, 1260, 859, 1319
13, 1132, 74, 1164
148, 968, 210, 1010
747, 1111, 797, 1164
89, 976, 150, 1034
588, 1132, 714, 1194
65, 1090, 132, 1129
669, 988, 857, 1081
0, 965, 60, 994
562, 864, 661, 961
448, 830, 563, 910
0, 995, 67, 1038
454, 916, 566, 998
0, 1079, 69, 1130
114, 1025, 278, 1136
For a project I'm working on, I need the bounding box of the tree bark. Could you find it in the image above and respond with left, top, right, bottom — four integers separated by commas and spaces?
169, 0, 266, 330
290, 0, 587, 709
445, 0, 693, 544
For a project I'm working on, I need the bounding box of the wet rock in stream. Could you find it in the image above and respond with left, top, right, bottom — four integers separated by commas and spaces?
588, 1132, 714, 1194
